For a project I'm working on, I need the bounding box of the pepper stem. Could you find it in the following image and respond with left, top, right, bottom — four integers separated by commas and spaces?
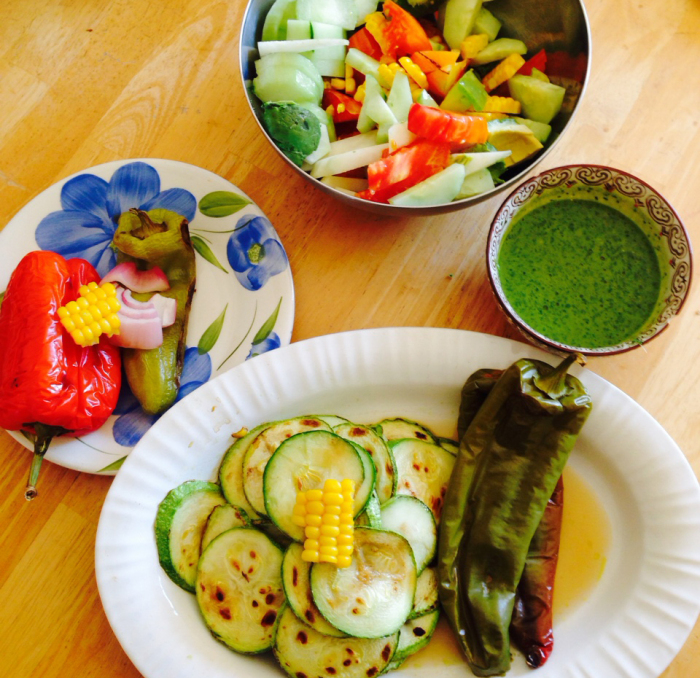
24, 423, 67, 501
129, 208, 168, 240
534, 353, 581, 399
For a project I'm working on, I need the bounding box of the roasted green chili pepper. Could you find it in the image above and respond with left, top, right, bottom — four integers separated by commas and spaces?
113, 208, 196, 415
456, 366, 564, 668
510, 475, 563, 668
438, 354, 591, 676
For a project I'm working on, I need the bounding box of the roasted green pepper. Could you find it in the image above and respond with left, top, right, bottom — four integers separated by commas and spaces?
112, 208, 196, 415
456, 366, 564, 668
438, 354, 591, 676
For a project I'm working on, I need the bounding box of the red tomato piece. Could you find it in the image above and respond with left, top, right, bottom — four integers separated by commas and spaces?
517, 49, 548, 76
348, 26, 383, 61
382, 0, 432, 57
407, 103, 489, 149
357, 139, 451, 203
322, 89, 362, 123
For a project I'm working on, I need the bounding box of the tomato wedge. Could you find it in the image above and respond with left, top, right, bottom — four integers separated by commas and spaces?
348, 26, 383, 61
357, 138, 451, 203
322, 89, 362, 123
382, 1, 432, 57
407, 103, 489, 149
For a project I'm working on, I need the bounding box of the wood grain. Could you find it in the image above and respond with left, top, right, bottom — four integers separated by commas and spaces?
0, 0, 699, 676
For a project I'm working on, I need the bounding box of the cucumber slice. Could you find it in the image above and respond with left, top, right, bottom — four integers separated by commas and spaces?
155, 480, 225, 591
243, 416, 330, 517
334, 423, 396, 503
274, 605, 398, 678
262, 0, 298, 41
389, 163, 465, 207
201, 503, 250, 552
439, 0, 483, 50
471, 6, 501, 42
379, 495, 436, 574
393, 609, 440, 662
282, 543, 347, 637
455, 166, 495, 199
345, 47, 381, 80
296, 0, 358, 30
410, 566, 439, 619
263, 429, 367, 541
258, 38, 349, 58
253, 53, 324, 105
219, 422, 272, 518
286, 18, 312, 41
508, 74, 566, 124
196, 528, 284, 654
390, 439, 456, 523
327, 130, 379, 156
470, 37, 527, 66
375, 417, 438, 444
386, 70, 413, 124
450, 150, 512, 177
437, 437, 459, 456
310, 142, 389, 178
388, 122, 417, 152
310, 527, 417, 638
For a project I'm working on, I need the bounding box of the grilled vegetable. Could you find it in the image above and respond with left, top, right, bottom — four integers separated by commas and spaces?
438, 354, 592, 676
200, 503, 250, 552
57, 281, 121, 346
113, 207, 196, 415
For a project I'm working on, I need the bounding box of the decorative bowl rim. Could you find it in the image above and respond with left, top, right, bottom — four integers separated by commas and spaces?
486, 163, 693, 357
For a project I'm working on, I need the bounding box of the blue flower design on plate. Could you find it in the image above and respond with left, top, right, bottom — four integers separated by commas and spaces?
35, 161, 197, 277
227, 214, 289, 291
112, 346, 212, 448
247, 331, 281, 359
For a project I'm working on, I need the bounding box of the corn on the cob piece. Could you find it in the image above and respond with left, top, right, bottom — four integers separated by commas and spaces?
482, 53, 526, 92
57, 281, 121, 347
484, 95, 522, 114
398, 57, 428, 89
460, 34, 490, 61
293, 478, 355, 567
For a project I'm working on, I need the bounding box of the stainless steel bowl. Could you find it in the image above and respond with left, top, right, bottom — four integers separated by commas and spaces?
240, 0, 592, 216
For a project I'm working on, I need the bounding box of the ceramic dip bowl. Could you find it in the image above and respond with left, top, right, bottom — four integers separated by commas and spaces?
487, 164, 693, 356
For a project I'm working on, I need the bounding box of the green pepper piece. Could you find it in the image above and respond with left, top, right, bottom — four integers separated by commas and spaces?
113, 208, 196, 415
438, 354, 591, 676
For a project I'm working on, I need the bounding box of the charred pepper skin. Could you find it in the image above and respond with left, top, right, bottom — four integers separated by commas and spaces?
438, 354, 591, 676
0, 251, 121, 499
456, 366, 564, 668
112, 208, 196, 415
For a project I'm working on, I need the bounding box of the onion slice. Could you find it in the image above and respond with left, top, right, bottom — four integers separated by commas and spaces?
101, 262, 170, 293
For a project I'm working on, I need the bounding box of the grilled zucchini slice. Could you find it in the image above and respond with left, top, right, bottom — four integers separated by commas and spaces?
201, 503, 250, 552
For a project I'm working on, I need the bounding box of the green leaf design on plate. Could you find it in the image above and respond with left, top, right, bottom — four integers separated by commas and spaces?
191, 235, 228, 273
199, 191, 251, 218
98, 457, 127, 473
217, 304, 258, 371
199, 304, 228, 355
253, 297, 282, 345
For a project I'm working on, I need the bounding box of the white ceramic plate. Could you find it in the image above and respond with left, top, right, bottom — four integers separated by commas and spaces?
95, 328, 700, 678
0, 158, 294, 473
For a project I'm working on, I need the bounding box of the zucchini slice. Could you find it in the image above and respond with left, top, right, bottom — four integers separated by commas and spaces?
218, 422, 272, 518
379, 495, 436, 574
313, 414, 351, 428
196, 528, 284, 654
393, 609, 440, 662
243, 416, 330, 517
282, 543, 346, 637
201, 504, 250, 552
438, 437, 459, 456
155, 480, 225, 591
357, 490, 383, 529
375, 417, 438, 444
264, 429, 368, 541
274, 605, 398, 678
410, 566, 439, 619
334, 423, 396, 503
390, 439, 455, 523
310, 527, 416, 638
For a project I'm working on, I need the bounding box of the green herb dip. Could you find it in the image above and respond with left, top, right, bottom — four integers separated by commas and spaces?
498, 199, 661, 348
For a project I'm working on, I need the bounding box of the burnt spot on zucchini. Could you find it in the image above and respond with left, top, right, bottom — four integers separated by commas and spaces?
325, 668, 336, 674
296, 630, 308, 644
219, 608, 232, 620
266, 593, 276, 604
351, 427, 366, 436
382, 644, 392, 661
261, 610, 277, 627
215, 587, 225, 602
343, 659, 352, 667
292, 566, 299, 587
305, 609, 316, 623
295, 672, 307, 678
413, 627, 426, 637
366, 667, 379, 677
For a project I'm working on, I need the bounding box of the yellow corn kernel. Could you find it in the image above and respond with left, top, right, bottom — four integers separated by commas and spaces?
337, 555, 352, 568
336, 102, 346, 115
324, 503, 341, 516
324, 492, 343, 505
345, 63, 354, 80
319, 536, 336, 547
482, 53, 526, 92
460, 34, 490, 61
306, 500, 325, 515
325, 104, 336, 119
301, 550, 319, 562
320, 545, 338, 556
324, 479, 342, 493
305, 513, 322, 527
331, 78, 345, 90
399, 57, 428, 89
345, 76, 356, 95
484, 96, 522, 114
305, 526, 320, 539
320, 524, 340, 537
306, 489, 323, 502
58, 282, 121, 347
322, 513, 340, 526
292, 515, 307, 527
377, 63, 396, 89
354, 82, 366, 103
337, 533, 353, 545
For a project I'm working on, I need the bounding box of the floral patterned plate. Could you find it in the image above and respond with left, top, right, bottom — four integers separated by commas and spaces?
0, 158, 294, 474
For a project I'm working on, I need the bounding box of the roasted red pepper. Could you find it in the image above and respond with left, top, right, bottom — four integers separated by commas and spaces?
0, 251, 121, 499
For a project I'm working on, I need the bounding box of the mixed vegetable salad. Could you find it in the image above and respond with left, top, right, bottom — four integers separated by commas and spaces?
251, 0, 584, 206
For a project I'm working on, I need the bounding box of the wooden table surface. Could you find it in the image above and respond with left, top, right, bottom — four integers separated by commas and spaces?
1, 0, 699, 676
